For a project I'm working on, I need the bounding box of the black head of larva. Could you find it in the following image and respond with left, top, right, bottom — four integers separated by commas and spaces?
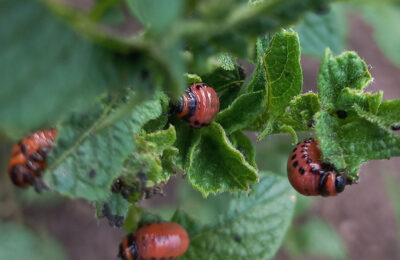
335, 173, 346, 193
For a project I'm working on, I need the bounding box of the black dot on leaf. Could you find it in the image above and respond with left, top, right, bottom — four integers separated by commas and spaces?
233, 234, 242, 243
336, 110, 347, 119
284, 72, 291, 77
89, 169, 96, 179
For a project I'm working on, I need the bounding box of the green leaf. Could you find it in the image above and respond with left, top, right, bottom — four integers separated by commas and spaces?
179, 173, 296, 260
95, 192, 130, 227
285, 218, 347, 260
187, 123, 258, 196
318, 49, 372, 111
44, 94, 162, 201
0, 0, 141, 139
316, 110, 400, 179
296, 4, 347, 57
201, 61, 246, 111
356, 99, 400, 129
315, 110, 347, 171
0, 222, 67, 260
171, 209, 202, 238
277, 92, 322, 131
125, 0, 183, 30
258, 29, 303, 139
123, 125, 177, 183
185, 73, 202, 85
216, 91, 265, 135
229, 131, 257, 168
360, 3, 400, 67
171, 118, 201, 170
124, 205, 143, 232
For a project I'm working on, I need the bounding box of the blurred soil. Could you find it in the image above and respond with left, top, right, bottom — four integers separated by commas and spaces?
2, 11, 400, 260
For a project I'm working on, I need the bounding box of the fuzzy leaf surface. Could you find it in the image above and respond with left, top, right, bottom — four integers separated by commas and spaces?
187, 123, 258, 197
318, 49, 372, 111
179, 174, 296, 260
44, 95, 162, 201
257, 29, 303, 138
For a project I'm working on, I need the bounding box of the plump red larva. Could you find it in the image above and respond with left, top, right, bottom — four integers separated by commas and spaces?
118, 222, 190, 260
173, 83, 220, 128
8, 129, 57, 189
287, 138, 346, 196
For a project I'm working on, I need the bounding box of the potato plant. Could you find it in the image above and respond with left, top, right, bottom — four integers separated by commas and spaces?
1, 0, 400, 259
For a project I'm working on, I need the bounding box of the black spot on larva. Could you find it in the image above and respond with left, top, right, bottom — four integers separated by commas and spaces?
301, 144, 307, 148
291, 154, 296, 160
311, 167, 317, 175
301, 150, 306, 153
89, 169, 96, 179
306, 159, 312, 164
302, 154, 308, 158
336, 110, 347, 119
304, 139, 311, 143
20, 144, 28, 156
391, 125, 400, 131
292, 147, 297, 152
299, 167, 305, 175
196, 84, 202, 90
293, 161, 299, 167
194, 120, 200, 126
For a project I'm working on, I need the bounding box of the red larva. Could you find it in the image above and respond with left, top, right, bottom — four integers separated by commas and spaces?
118, 222, 190, 260
8, 129, 57, 189
173, 83, 220, 128
287, 138, 346, 196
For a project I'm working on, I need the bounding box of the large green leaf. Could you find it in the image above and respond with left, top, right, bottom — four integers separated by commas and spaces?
316, 110, 400, 179
44, 94, 162, 201
216, 91, 265, 135
313, 49, 400, 179
258, 29, 303, 139
318, 49, 372, 111
0, 0, 147, 140
296, 4, 347, 57
187, 123, 258, 197
285, 218, 347, 260
178, 174, 296, 260
0, 222, 67, 260
229, 131, 257, 168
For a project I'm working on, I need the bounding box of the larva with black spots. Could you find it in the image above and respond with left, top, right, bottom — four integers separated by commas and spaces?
287, 138, 346, 196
